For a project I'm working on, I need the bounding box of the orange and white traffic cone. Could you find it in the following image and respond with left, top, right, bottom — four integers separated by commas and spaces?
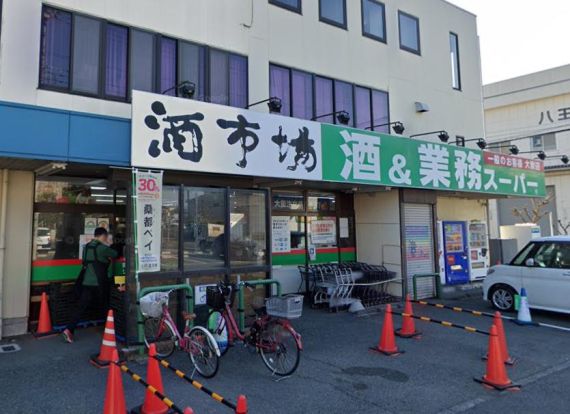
90, 310, 118, 368
474, 325, 519, 391
131, 344, 171, 414
235, 395, 248, 414
33, 292, 55, 338
103, 349, 126, 414
370, 304, 402, 356
483, 312, 515, 365
395, 295, 421, 338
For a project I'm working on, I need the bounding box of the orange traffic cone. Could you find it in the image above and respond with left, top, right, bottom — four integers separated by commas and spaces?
235, 395, 248, 414
370, 304, 402, 356
395, 295, 421, 338
103, 349, 126, 414
33, 292, 54, 338
131, 344, 171, 414
474, 325, 519, 391
90, 310, 118, 368
483, 312, 515, 365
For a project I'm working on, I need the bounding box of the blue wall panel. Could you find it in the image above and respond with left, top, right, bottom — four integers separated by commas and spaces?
0, 101, 130, 166
68, 113, 131, 165
0, 103, 69, 160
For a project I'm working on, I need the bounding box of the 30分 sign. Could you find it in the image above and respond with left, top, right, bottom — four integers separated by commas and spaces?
134, 170, 163, 272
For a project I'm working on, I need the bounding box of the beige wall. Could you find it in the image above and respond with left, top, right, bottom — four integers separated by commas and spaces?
546, 172, 570, 232
354, 190, 401, 278
0, 171, 34, 338
0, 0, 485, 141
436, 196, 487, 222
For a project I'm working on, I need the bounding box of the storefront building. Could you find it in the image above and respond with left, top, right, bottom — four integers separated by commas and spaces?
484, 65, 570, 240
0, 0, 545, 339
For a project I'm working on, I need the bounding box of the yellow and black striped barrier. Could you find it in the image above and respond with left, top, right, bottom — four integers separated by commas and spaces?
392, 310, 490, 336
412, 300, 498, 319
117, 362, 186, 414
152, 356, 238, 411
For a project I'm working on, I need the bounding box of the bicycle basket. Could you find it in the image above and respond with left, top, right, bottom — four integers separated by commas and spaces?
140, 292, 169, 318
206, 286, 234, 309
266, 294, 304, 319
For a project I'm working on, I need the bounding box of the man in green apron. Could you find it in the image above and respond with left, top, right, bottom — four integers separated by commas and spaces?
62, 227, 118, 343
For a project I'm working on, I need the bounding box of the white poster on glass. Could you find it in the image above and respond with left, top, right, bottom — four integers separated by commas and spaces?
311, 219, 337, 245
272, 216, 291, 253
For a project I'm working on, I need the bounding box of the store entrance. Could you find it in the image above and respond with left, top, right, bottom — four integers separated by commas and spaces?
30, 176, 127, 330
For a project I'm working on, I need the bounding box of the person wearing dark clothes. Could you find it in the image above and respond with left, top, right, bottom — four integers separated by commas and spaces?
62, 227, 118, 343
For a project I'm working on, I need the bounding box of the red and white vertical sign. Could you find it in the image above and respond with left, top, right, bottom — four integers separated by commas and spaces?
135, 170, 163, 272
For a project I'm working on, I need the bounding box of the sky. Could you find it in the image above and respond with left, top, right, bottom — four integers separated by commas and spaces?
448, 0, 570, 84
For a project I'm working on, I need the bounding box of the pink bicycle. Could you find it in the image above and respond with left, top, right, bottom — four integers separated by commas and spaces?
141, 290, 221, 378
207, 281, 303, 376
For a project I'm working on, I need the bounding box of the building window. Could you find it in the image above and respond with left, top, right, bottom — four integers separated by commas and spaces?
319, 0, 347, 29
104, 24, 128, 99
39, 6, 247, 108
209, 49, 248, 108
230, 190, 268, 267
161, 186, 180, 271
398, 11, 420, 55
179, 41, 206, 101
269, 0, 302, 14
291, 70, 313, 120
334, 80, 354, 127
270, 65, 291, 116
130, 29, 156, 95
315, 76, 334, 123
450, 32, 461, 90
160, 37, 177, 96
362, 0, 386, 42
39, 7, 72, 89
531, 133, 557, 151
371, 89, 389, 132
71, 16, 101, 95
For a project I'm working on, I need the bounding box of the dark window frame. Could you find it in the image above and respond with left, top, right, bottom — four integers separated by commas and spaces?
318, 0, 348, 30
398, 10, 421, 55
450, 31, 462, 90
38, 5, 248, 108
361, 0, 386, 43
269, 0, 302, 14
269, 62, 389, 130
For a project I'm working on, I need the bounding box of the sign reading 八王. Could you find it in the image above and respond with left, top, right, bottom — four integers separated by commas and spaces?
134, 169, 163, 272
131, 91, 546, 198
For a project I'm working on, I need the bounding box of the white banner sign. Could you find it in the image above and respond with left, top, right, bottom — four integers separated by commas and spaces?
272, 216, 291, 253
310, 219, 337, 245
131, 91, 322, 181
135, 170, 163, 272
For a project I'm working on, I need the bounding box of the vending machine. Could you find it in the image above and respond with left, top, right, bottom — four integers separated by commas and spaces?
467, 221, 490, 280
437, 221, 470, 285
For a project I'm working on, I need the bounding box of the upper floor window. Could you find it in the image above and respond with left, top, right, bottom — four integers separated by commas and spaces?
269, 0, 302, 13
531, 133, 557, 151
269, 64, 389, 130
398, 11, 420, 55
319, 0, 347, 29
362, 0, 386, 42
39, 6, 247, 107
450, 32, 461, 90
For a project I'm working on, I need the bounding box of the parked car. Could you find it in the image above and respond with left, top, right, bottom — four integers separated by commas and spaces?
483, 236, 570, 314
35, 227, 52, 250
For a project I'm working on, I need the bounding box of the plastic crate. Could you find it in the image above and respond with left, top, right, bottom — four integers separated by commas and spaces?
266, 294, 304, 319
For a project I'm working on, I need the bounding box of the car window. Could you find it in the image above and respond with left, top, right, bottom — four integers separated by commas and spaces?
530, 243, 557, 268
511, 242, 537, 266
551, 243, 570, 269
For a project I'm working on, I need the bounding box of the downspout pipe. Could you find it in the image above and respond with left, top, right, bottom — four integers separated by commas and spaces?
0, 169, 8, 339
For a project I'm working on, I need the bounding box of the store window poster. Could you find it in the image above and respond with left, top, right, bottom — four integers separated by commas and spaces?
272, 216, 291, 253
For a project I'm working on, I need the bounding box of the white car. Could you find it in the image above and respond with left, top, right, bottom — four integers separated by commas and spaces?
483, 236, 570, 314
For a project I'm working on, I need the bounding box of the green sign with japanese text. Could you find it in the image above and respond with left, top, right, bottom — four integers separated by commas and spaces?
321, 125, 546, 197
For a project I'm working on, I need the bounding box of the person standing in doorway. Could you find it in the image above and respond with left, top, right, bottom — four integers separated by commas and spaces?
62, 227, 118, 343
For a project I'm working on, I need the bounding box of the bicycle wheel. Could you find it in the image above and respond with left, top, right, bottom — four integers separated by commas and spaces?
208, 310, 230, 356
143, 317, 176, 358
186, 327, 219, 378
259, 321, 301, 376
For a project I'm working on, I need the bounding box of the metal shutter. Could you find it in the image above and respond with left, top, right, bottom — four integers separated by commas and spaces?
403, 204, 436, 299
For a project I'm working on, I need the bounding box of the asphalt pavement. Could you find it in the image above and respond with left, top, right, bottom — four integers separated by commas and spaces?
1, 295, 569, 413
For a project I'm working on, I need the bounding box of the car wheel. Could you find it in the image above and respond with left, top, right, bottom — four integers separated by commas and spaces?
490, 285, 516, 312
